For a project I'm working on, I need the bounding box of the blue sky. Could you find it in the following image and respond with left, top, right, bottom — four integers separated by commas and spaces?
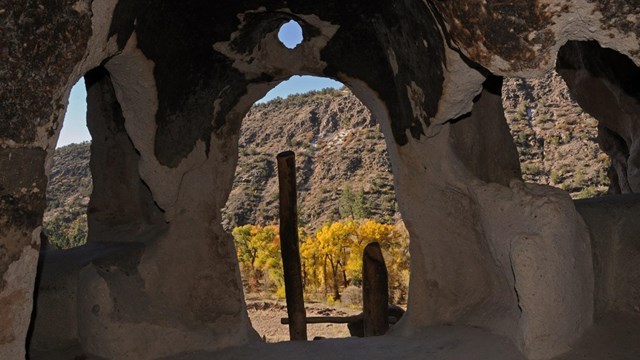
57, 20, 343, 147
278, 20, 303, 49
58, 78, 91, 147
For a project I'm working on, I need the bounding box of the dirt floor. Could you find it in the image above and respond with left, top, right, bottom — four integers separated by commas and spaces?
245, 296, 361, 342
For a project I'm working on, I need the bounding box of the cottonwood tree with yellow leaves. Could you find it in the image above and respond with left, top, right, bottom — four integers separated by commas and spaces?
233, 219, 410, 304
301, 220, 357, 301
232, 224, 284, 294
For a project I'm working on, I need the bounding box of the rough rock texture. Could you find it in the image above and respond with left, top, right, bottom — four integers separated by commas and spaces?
84, 67, 165, 243
575, 194, 640, 316
473, 182, 593, 358
43, 77, 613, 247
448, 80, 592, 359
431, 1, 640, 77
0, 1, 91, 145
0, 148, 47, 358
1, 1, 639, 359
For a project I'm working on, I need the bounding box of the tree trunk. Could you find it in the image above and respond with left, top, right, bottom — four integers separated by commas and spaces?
329, 258, 340, 300
323, 256, 328, 299
341, 264, 349, 287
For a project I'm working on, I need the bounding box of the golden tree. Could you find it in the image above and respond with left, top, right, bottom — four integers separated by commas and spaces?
311, 220, 357, 300
233, 219, 410, 304
232, 224, 282, 294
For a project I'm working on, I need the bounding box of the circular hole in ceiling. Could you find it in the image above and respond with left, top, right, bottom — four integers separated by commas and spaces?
278, 20, 303, 49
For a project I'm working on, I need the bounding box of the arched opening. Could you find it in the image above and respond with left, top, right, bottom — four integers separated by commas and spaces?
29, 67, 166, 357
223, 75, 409, 341
498, 45, 640, 355
554, 41, 640, 333
8, 1, 640, 357
42, 79, 92, 250
56, 79, 92, 149
556, 40, 640, 196
502, 69, 611, 199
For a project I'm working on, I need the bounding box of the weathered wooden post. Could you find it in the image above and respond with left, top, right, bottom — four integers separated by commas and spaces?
362, 242, 389, 336
276, 151, 307, 341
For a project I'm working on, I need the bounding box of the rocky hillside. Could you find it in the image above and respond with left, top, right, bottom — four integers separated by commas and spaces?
43, 142, 91, 248
222, 88, 398, 230
503, 70, 610, 198
44, 74, 612, 247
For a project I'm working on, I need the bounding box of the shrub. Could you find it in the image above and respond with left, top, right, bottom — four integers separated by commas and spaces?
326, 294, 337, 306
575, 170, 586, 187
341, 286, 362, 308
521, 162, 540, 176
517, 132, 527, 144
599, 168, 610, 185
575, 186, 598, 199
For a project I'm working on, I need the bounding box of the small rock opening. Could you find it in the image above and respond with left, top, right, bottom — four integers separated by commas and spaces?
222, 75, 409, 341
42, 78, 92, 250
277, 20, 303, 49
556, 40, 640, 196
28, 67, 166, 357
553, 41, 640, 339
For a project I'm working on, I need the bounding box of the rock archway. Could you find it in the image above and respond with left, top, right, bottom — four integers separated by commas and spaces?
1, 1, 639, 360
557, 40, 640, 194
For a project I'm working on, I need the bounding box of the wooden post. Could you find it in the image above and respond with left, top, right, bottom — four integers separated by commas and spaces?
277, 151, 307, 341
362, 242, 389, 336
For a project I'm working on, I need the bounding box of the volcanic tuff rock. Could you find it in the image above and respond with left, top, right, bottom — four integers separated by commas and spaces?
3, 1, 640, 359
46, 77, 610, 245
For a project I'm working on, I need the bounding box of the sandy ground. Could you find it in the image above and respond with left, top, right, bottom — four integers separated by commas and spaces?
170, 326, 528, 360
245, 297, 361, 342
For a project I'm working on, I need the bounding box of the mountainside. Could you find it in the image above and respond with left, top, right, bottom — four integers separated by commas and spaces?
43, 142, 91, 248
44, 73, 611, 247
503, 70, 610, 198
222, 88, 397, 230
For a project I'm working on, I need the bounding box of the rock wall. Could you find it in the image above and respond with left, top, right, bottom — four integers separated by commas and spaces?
84, 67, 165, 244
1, 1, 92, 358
575, 194, 640, 316
1, 1, 639, 359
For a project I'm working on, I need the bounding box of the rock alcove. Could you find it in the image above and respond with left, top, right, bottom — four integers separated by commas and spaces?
1, 2, 640, 360
224, 75, 408, 341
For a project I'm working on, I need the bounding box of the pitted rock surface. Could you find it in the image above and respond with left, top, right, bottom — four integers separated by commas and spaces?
1, 1, 640, 359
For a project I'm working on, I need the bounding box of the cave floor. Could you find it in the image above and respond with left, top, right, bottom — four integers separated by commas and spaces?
168, 325, 527, 360
169, 312, 640, 360
30, 313, 640, 359
554, 312, 640, 360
